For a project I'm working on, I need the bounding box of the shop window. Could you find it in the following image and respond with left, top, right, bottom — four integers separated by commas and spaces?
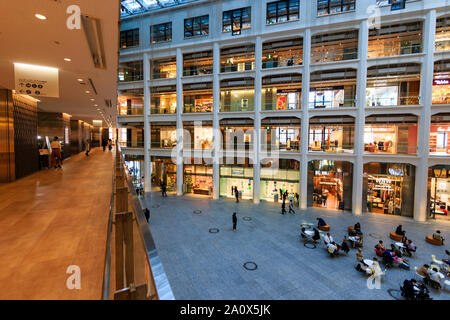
308, 116, 355, 153
118, 61, 143, 82
151, 122, 177, 149
366, 63, 421, 106
311, 30, 358, 63
260, 159, 300, 203
261, 117, 301, 152
364, 114, 418, 155
183, 51, 213, 76
317, 0, 356, 16
429, 166, 450, 221
432, 60, 450, 105
183, 82, 213, 113
184, 164, 213, 196
266, 0, 299, 25
118, 88, 144, 115
220, 78, 255, 112
221, 45, 255, 73
430, 114, 450, 156
184, 15, 209, 38
368, 21, 422, 58
436, 17, 450, 52
262, 38, 303, 68
152, 157, 177, 192
262, 73, 301, 110
183, 121, 213, 150
364, 163, 415, 217
151, 22, 172, 43
151, 57, 176, 79
125, 128, 144, 148
120, 28, 139, 49
219, 160, 254, 199
220, 118, 254, 152
150, 86, 177, 114
223, 7, 251, 36
309, 69, 356, 109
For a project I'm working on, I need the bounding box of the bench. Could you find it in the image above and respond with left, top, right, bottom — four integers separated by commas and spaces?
425, 235, 443, 246
390, 232, 403, 241
319, 224, 330, 231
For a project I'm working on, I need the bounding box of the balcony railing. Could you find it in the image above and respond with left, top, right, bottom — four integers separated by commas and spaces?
364, 144, 418, 155
183, 65, 213, 76
262, 55, 302, 69
152, 71, 176, 79
311, 48, 358, 64
309, 98, 356, 109
368, 44, 422, 58
366, 96, 420, 107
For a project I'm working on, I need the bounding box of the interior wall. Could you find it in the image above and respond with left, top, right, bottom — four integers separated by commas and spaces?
0, 89, 15, 182
38, 112, 71, 159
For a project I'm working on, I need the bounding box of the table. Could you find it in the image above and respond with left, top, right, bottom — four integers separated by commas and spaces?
364, 259, 374, 266
395, 242, 405, 248
305, 230, 314, 236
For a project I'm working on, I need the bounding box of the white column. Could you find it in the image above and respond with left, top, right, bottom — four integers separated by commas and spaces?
176, 48, 184, 196
352, 19, 368, 215
253, 36, 262, 204
299, 28, 311, 209
212, 42, 220, 200
143, 53, 152, 193
414, 9, 436, 222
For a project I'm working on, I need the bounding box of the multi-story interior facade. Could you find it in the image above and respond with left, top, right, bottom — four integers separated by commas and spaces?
118, 0, 450, 222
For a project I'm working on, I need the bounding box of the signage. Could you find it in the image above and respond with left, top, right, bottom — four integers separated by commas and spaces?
376, 177, 392, 185
232, 168, 244, 175
433, 79, 450, 86
388, 168, 404, 177
437, 126, 450, 132
14, 63, 59, 98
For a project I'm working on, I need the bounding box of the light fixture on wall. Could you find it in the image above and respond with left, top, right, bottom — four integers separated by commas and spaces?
35, 14, 47, 20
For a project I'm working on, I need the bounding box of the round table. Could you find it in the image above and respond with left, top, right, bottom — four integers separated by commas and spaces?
364, 259, 374, 266
305, 230, 315, 236
395, 242, 405, 249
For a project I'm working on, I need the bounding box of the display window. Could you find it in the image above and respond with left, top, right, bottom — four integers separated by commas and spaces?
364, 114, 418, 155
183, 121, 213, 150
435, 16, 450, 52
363, 163, 415, 218
220, 118, 254, 151
183, 51, 213, 76
220, 45, 255, 73
118, 88, 144, 115
151, 157, 177, 192
308, 116, 355, 153
220, 78, 255, 112
152, 57, 176, 79
183, 82, 213, 113
429, 124, 450, 156
184, 164, 213, 196
150, 85, 177, 114
432, 60, 450, 104
260, 159, 299, 203
219, 163, 254, 200
429, 166, 450, 221
125, 158, 144, 190
311, 30, 358, 63
151, 122, 177, 149
262, 73, 301, 110
262, 38, 303, 69
261, 117, 300, 152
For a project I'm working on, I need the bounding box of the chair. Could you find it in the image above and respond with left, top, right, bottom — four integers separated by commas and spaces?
390, 232, 403, 241
319, 224, 330, 231
431, 254, 444, 266
414, 266, 426, 282
426, 235, 443, 246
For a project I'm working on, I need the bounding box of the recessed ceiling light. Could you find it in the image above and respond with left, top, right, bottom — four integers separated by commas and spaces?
35, 14, 47, 20
77, 78, 83, 82
64, 58, 71, 62
85, 90, 90, 94
94, 104, 98, 107
90, 99, 95, 101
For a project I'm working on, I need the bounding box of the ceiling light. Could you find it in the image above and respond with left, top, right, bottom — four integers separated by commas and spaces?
64, 58, 71, 62
77, 78, 83, 82
94, 104, 98, 107
35, 14, 47, 20
85, 90, 90, 94
90, 98, 95, 101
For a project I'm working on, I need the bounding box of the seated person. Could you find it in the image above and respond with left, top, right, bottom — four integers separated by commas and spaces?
405, 240, 416, 256
382, 249, 395, 266
327, 241, 339, 255
354, 222, 361, 233
356, 248, 364, 263
402, 279, 418, 300
433, 230, 444, 244
416, 264, 431, 283
355, 248, 368, 273
429, 267, 444, 287
317, 217, 327, 228
390, 244, 402, 258
369, 258, 382, 276
323, 233, 334, 245
341, 236, 350, 254
312, 228, 321, 242
401, 235, 408, 246
300, 227, 308, 240
395, 224, 405, 236
375, 240, 386, 256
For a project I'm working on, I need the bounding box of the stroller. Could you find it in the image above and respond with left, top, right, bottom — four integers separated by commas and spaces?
400, 280, 432, 300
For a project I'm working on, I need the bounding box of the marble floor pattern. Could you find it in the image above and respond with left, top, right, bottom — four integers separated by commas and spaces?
0, 148, 113, 300
142, 193, 450, 300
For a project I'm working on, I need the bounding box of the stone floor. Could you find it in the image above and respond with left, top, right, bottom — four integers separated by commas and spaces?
142, 193, 450, 300
0, 148, 113, 299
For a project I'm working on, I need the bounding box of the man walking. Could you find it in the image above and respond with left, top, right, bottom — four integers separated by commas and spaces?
235, 187, 239, 203
232, 212, 237, 231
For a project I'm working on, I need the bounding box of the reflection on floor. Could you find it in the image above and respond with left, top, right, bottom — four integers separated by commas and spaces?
143, 193, 450, 300
0, 148, 113, 300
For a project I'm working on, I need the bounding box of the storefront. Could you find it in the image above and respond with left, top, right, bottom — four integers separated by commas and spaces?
432, 60, 450, 105
430, 114, 450, 156
261, 117, 300, 152
183, 121, 213, 150
124, 155, 144, 190
308, 160, 353, 211
364, 114, 418, 155
363, 163, 415, 217
151, 156, 177, 192
262, 73, 301, 110
150, 85, 177, 114
183, 82, 213, 113
183, 163, 213, 196
260, 159, 299, 203
262, 38, 303, 69
308, 116, 355, 153
220, 118, 254, 152
151, 122, 177, 149
219, 161, 254, 200
428, 165, 450, 221
220, 78, 255, 112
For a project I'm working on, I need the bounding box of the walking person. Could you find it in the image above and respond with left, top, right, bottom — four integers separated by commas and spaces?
281, 201, 287, 215
50, 136, 63, 168
102, 139, 107, 151
143, 208, 150, 222
235, 187, 239, 203
232, 212, 237, 231
108, 139, 113, 151
85, 139, 91, 156
288, 199, 295, 214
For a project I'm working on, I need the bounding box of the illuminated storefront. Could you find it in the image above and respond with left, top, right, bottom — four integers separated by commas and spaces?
183, 51, 213, 76
311, 30, 358, 63
432, 60, 450, 105
261, 117, 300, 152
430, 114, 450, 156
117, 88, 144, 115
364, 114, 418, 155
183, 82, 213, 113
262, 38, 303, 69
151, 122, 177, 149
150, 85, 177, 114
435, 16, 450, 52
309, 116, 354, 153
220, 78, 255, 112
183, 121, 213, 150
366, 63, 421, 106
308, 160, 353, 211
124, 155, 144, 190
428, 165, 450, 221
220, 45, 255, 73
219, 160, 254, 200
151, 156, 177, 192
118, 61, 143, 82
184, 161, 213, 196
363, 163, 415, 217
260, 159, 299, 203
219, 118, 254, 152
262, 73, 301, 111
152, 57, 176, 79
309, 69, 356, 109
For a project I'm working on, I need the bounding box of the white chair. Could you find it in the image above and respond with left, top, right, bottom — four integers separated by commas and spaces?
431, 254, 444, 266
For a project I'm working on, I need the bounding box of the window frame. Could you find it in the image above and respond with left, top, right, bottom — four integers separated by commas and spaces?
151, 22, 172, 44
222, 7, 251, 36
317, 0, 356, 17
120, 28, 139, 49
184, 15, 210, 39
266, 0, 300, 25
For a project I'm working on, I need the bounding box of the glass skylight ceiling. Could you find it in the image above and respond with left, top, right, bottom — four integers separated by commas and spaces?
121, 0, 203, 17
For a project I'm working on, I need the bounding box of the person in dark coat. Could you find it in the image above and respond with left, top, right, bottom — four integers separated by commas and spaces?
281, 201, 287, 215
232, 212, 237, 231
143, 208, 150, 222
235, 188, 239, 203
317, 217, 326, 227
102, 139, 107, 151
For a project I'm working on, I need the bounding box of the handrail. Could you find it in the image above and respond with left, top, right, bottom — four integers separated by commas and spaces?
101, 152, 116, 300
